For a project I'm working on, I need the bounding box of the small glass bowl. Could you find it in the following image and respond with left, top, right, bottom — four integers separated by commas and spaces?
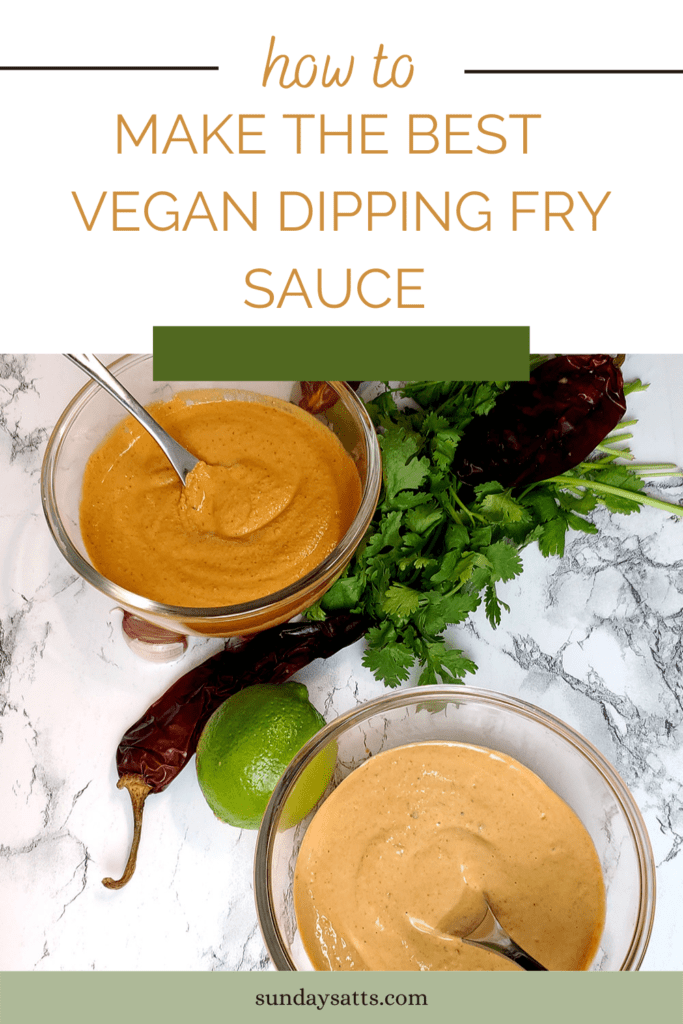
255, 686, 655, 971
41, 356, 381, 638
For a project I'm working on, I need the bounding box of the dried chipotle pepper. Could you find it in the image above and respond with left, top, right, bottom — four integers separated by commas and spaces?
299, 381, 361, 415
103, 613, 368, 889
453, 354, 627, 489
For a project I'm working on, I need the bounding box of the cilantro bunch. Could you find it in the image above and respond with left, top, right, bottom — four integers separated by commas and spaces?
307, 378, 683, 688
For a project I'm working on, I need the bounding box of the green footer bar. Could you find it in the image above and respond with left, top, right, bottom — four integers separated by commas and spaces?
2, 972, 681, 1024
152, 326, 530, 381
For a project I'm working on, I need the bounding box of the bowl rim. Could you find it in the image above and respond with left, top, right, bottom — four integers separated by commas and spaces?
40, 355, 382, 620
254, 684, 656, 972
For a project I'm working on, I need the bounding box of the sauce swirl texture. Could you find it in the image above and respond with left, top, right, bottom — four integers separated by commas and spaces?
293, 741, 606, 971
79, 393, 362, 607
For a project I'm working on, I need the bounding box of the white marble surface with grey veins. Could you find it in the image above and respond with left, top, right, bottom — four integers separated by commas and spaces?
1, 353, 683, 971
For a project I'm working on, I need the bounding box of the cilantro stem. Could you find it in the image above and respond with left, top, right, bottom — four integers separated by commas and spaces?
439, 493, 464, 523
450, 487, 487, 524
435, 384, 468, 418
635, 471, 683, 478
541, 475, 683, 516
601, 431, 633, 443
582, 452, 621, 467
611, 418, 638, 429
630, 463, 682, 475
577, 460, 682, 476
594, 441, 634, 459
597, 432, 633, 447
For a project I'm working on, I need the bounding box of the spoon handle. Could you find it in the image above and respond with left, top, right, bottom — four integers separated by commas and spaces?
496, 944, 547, 972
462, 931, 548, 971
65, 354, 199, 484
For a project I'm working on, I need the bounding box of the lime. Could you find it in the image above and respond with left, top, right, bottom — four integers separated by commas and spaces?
195, 681, 335, 830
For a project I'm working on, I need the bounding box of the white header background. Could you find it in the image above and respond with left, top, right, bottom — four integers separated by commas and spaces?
2, 0, 682, 353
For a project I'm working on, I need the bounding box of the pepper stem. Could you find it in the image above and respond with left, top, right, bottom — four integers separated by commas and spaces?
102, 774, 153, 890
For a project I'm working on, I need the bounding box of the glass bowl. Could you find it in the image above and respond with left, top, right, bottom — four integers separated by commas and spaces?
255, 686, 655, 971
41, 356, 381, 638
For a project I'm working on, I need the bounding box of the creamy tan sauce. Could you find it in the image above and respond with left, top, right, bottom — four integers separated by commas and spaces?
79, 393, 361, 607
293, 741, 606, 971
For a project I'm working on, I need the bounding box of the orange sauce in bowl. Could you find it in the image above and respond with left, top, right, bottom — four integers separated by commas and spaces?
79, 392, 362, 607
293, 741, 606, 971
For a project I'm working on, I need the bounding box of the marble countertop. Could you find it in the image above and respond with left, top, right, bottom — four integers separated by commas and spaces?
2, 353, 682, 972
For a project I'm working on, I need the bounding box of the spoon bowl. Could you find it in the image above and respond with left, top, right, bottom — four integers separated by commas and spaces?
409, 893, 547, 971
459, 897, 548, 971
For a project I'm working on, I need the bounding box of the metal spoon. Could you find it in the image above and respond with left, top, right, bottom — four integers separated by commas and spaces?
65, 353, 200, 485
460, 897, 548, 971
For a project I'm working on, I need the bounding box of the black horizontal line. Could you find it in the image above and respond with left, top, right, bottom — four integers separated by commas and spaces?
0, 65, 219, 71
465, 68, 683, 74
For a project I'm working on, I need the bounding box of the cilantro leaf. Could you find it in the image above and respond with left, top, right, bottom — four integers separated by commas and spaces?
417, 642, 477, 686
537, 518, 569, 557
381, 583, 422, 623
483, 542, 524, 582
477, 491, 527, 524
362, 641, 415, 688
405, 503, 444, 535
417, 591, 481, 635
320, 574, 365, 612
381, 427, 431, 499
484, 583, 511, 628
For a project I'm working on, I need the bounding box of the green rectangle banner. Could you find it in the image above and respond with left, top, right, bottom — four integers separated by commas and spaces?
2, 971, 682, 1024
152, 326, 530, 381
